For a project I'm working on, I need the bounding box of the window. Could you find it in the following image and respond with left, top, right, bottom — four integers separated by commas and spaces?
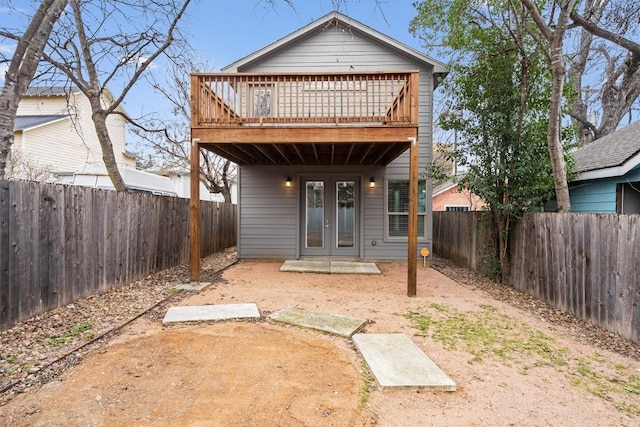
386, 180, 426, 238
250, 84, 273, 118
616, 182, 640, 214
445, 206, 470, 212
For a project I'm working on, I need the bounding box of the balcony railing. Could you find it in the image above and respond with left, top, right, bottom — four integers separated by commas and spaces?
191, 71, 418, 128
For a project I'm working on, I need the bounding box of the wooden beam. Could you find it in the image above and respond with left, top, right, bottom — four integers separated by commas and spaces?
191, 126, 417, 144
272, 144, 292, 165
344, 143, 355, 165
373, 144, 396, 164
359, 143, 376, 165
407, 136, 418, 297
202, 144, 246, 165
254, 144, 280, 165
291, 143, 305, 163
190, 137, 201, 282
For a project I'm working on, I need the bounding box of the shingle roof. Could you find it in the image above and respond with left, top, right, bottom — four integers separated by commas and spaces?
23, 86, 80, 96
573, 120, 640, 174
14, 115, 68, 131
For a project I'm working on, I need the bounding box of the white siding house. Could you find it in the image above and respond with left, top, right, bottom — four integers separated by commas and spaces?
11, 87, 135, 180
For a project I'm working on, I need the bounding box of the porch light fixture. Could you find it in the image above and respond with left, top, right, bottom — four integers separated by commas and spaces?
286, 176, 292, 187
369, 176, 375, 188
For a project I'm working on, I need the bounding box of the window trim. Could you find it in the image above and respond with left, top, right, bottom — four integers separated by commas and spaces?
445, 205, 470, 212
384, 178, 427, 242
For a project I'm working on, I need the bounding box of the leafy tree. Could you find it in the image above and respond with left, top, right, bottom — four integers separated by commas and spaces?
567, 0, 640, 143
0, 0, 68, 179
413, 1, 565, 281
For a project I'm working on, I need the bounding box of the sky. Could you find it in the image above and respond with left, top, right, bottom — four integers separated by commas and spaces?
0, 0, 442, 145
185, 0, 430, 70
127, 0, 438, 120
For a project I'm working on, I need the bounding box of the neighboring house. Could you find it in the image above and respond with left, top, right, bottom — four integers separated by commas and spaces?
189, 11, 447, 281
161, 171, 238, 203
432, 180, 485, 211
59, 164, 177, 197
569, 120, 640, 213
11, 86, 135, 180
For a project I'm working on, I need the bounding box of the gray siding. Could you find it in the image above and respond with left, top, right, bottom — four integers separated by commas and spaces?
237, 21, 435, 259
239, 166, 430, 260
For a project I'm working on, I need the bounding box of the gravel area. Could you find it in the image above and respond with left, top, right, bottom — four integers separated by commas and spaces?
0, 246, 237, 405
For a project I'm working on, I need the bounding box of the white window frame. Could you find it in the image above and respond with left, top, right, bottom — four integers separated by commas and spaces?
445, 205, 470, 212
248, 83, 274, 118
384, 179, 427, 241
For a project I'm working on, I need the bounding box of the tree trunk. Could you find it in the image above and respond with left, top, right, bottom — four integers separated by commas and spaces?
0, 0, 69, 178
548, 35, 571, 212
91, 109, 128, 191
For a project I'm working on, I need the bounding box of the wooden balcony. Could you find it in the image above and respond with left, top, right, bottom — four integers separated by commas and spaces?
190, 71, 419, 166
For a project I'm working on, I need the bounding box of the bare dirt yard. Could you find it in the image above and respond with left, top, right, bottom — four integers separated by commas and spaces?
1, 248, 639, 426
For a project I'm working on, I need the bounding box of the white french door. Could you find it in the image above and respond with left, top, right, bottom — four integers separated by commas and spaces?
300, 177, 359, 257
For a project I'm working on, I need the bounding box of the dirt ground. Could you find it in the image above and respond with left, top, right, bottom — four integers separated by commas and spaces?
2, 256, 639, 426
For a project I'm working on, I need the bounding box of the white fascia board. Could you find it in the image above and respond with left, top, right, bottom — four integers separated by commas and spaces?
575, 152, 640, 181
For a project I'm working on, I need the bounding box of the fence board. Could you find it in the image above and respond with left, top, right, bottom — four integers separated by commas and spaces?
0, 181, 9, 326
433, 211, 640, 344
0, 180, 236, 331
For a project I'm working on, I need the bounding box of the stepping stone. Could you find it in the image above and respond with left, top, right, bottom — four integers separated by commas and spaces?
352, 333, 456, 390
162, 303, 260, 325
174, 281, 212, 291
268, 306, 367, 338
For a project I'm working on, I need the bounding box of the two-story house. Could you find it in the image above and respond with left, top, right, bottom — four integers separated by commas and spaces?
11, 86, 135, 180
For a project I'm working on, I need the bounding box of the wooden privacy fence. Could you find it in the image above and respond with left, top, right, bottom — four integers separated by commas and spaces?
0, 180, 237, 331
433, 211, 640, 344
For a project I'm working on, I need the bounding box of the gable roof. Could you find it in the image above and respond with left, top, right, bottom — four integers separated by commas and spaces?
14, 115, 68, 131
23, 86, 81, 97
432, 180, 458, 196
22, 85, 128, 116
573, 120, 640, 181
222, 11, 447, 81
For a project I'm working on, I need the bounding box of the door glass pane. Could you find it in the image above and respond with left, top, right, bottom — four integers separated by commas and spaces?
306, 181, 324, 248
336, 181, 355, 248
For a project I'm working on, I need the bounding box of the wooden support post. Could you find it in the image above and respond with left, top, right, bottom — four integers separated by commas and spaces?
407, 136, 419, 297
190, 138, 201, 282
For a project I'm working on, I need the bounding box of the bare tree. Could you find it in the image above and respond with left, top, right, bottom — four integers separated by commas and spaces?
0, 0, 68, 179
132, 58, 236, 202
5, 146, 53, 181
568, 1, 640, 143
40, 0, 191, 191
520, 0, 577, 212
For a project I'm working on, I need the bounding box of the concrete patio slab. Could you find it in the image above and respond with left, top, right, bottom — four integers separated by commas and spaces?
268, 306, 367, 338
162, 303, 261, 325
330, 261, 380, 274
352, 333, 456, 390
280, 260, 331, 273
279, 260, 380, 274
